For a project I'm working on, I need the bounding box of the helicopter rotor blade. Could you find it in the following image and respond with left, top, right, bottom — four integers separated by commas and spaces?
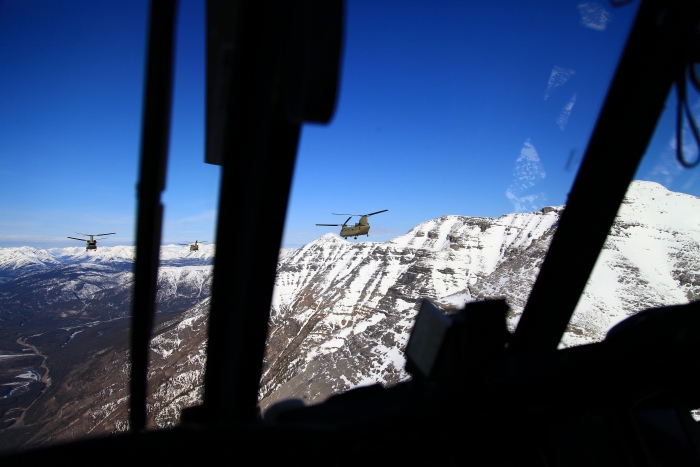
316, 224, 342, 226
75, 232, 88, 236
331, 209, 388, 217
344, 216, 352, 226
95, 233, 116, 237
366, 209, 388, 217
67, 237, 87, 242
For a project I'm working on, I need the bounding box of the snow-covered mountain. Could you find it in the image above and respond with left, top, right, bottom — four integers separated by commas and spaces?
259, 208, 562, 407
258, 181, 700, 409
0, 247, 62, 281
0, 247, 215, 326
566, 180, 700, 346
1, 180, 698, 451
0, 244, 216, 282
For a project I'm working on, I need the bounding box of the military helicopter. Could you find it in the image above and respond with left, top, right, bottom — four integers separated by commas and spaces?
67, 232, 115, 251
316, 209, 388, 239
179, 240, 207, 252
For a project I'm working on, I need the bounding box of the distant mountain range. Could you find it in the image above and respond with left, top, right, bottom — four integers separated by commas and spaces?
0, 245, 215, 328
0, 180, 697, 452
0, 244, 215, 281
0, 244, 215, 450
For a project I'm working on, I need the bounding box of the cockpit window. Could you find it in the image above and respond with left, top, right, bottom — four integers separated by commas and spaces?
0, 0, 218, 452
262, 1, 644, 409
4, 0, 698, 454
0, 2, 148, 450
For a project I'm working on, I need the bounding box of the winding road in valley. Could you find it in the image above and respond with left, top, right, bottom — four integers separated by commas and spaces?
11, 336, 51, 427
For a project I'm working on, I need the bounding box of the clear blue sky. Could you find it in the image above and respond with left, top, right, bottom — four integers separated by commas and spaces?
0, 1, 697, 249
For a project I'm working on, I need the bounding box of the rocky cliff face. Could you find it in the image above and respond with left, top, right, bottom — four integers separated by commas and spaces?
258, 181, 700, 409
259, 209, 562, 409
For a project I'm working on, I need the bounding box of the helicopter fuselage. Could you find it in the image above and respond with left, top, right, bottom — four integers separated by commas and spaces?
340, 216, 370, 239
86, 241, 97, 250
317, 211, 386, 239
179, 240, 205, 251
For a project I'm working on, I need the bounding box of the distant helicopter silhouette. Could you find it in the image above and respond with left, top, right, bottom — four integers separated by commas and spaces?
179, 240, 207, 252
67, 232, 115, 251
316, 210, 388, 239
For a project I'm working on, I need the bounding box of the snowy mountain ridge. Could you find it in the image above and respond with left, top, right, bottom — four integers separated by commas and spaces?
259, 180, 700, 408
0, 244, 216, 281
0, 243, 306, 282
261, 205, 564, 405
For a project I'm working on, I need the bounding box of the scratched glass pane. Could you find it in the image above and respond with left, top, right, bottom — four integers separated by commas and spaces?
261, 1, 648, 411
0, 0, 218, 451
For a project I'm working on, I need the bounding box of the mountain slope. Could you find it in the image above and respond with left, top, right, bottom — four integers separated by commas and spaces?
1, 298, 210, 449
0, 245, 217, 327
564, 180, 700, 346
259, 181, 700, 409
1, 180, 697, 451
260, 209, 562, 407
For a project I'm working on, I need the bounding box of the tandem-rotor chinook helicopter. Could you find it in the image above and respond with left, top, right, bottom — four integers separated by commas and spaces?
67, 232, 115, 251
179, 240, 207, 252
316, 209, 387, 239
